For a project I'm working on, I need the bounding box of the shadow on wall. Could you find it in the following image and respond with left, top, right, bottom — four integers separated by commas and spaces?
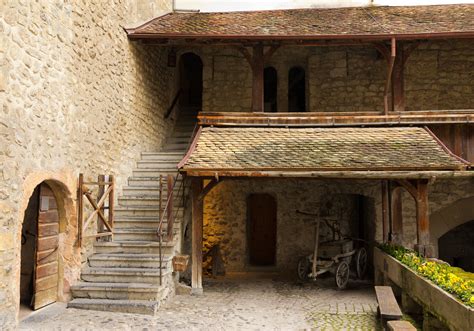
430, 196, 474, 259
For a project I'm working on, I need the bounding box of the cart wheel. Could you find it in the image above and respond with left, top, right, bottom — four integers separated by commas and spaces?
355, 247, 368, 279
335, 261, 350, 289
297, 257, 310, 281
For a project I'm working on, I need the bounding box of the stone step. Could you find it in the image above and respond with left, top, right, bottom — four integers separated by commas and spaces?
118, 196, 184, 207
122, 186, 187, 197
88, 253, 173, 269
128, 177, 184, 187
71, 282, 166, 301
141, 152, 185, 161
136, 161, 179, 169
115, 206, 184, 217
68, 298, 160, 315
81, 267, 171, 284
114, 217, 181, 230
113, 228, 178, 242
133, 169, 183, 178
161, 143, 188, 151
94, 241, 176, 255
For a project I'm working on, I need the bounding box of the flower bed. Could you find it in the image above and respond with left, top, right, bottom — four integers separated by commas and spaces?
379, 244, 474, 307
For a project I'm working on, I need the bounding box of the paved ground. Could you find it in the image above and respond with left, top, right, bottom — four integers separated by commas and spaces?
20, 274, 380, 330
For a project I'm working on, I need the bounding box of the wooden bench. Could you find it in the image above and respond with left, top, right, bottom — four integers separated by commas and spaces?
375, 286, 403, 326
387, 321, 417, 331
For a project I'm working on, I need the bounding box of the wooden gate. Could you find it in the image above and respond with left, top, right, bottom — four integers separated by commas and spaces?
77, 174, 115, 247
34, 184, 59, 310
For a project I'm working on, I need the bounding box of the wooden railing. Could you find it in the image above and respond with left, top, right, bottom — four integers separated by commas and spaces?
164, 88, 182, 119
77, 174, 115, 247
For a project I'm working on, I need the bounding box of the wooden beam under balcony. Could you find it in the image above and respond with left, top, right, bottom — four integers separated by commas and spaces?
198, 110, 474, 127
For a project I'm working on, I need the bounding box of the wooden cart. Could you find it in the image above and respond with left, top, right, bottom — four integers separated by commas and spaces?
296, 210, 368, 289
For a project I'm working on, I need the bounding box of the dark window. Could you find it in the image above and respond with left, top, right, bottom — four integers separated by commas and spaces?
264, 67, 278, 112
288, 66, 306, 112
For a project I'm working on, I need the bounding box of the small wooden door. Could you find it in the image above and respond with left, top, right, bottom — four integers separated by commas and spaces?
248, 194, 277, 266
33, 184, 59, 310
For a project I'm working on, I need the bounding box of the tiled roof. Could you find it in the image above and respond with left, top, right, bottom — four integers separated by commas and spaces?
180, 127, 467, 172
127, 5, 474, 39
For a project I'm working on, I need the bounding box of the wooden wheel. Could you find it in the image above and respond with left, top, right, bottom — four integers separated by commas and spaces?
297, 256, 310, 281
355, 247, 368, 279
335, 261, 350, 289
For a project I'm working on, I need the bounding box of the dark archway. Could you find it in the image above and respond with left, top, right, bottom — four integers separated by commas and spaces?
264, 67, 278, 112
439, 220, 474, 272
179, 53, 203, 110
288, 66, 306, 112
20, 182, 59, 313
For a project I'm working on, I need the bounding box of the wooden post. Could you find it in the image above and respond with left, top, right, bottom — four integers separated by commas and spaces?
78, 173, 84, 247
381, 180, 390, 243
415, 180, 433, 257
392, 44, 405, 112
97, 175, 105, 239
390, 186, 404, 245
108, 175, 115, 241
191, 178, 203, 295
251, 44, 264, 112
167, 174, 174, 241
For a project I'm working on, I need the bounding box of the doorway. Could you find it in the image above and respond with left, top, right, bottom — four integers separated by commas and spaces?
439, 220, 474, 272
264, 67, 278, 112
247, 194, 277, 266
179, 53, 203, 109
288, 66, 306, 112
20, 182, 59, 313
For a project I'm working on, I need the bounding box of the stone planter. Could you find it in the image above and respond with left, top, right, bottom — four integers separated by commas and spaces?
374, 247, 474, 331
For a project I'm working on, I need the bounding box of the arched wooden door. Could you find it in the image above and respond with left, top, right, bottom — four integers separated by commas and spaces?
247, 194, 277, 266
34, 183, 60, 309
21, 183, 59, 310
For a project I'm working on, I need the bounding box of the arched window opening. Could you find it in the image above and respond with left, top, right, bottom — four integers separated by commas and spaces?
288, 66, 306, 112
264, 67, 278, 112
439, 220, 474, 272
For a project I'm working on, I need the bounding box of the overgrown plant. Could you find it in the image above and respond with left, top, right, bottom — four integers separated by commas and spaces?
379, 243, 474, 307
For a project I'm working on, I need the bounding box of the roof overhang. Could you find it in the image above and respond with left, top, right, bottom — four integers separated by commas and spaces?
179, 126, 471, 179
126, 5, 474, 44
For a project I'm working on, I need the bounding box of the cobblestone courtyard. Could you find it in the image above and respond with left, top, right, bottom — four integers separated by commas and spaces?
20, 275, 380, 330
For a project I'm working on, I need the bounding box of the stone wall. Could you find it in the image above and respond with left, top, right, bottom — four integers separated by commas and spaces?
200, 179, 382, 273
185, 40, 474, 113
0, 0, 173, 328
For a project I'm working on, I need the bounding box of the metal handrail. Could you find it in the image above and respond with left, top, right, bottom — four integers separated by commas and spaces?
157, 120, 200, 285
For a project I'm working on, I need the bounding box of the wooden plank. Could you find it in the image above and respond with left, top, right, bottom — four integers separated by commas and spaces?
35, 274, 58, 292
198, 111, 474, 127
375, 286, 403, 321
38, 223, 59, 237
33, 287, 57, 310
97, 175, 105, 235
36, 262, 58, 281
37, 210, 58, 224
78, 174, 84, 247
37, 235, 59, 251
108, 175, 115, 234
36, 249, 59, 265
387, 320, 417, 331
381, 180, 390, 243
191, 178, 203, 294
414, 179, 433, 257
391, 186, 404, 245
167, 174, 174, 241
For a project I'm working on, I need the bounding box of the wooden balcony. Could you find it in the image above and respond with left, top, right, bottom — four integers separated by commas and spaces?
198, 110, 474, 127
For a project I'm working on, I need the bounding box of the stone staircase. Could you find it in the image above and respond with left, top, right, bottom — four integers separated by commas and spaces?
68, 110, 197, 315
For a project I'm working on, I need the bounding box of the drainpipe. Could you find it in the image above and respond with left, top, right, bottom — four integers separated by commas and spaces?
384, 38, 396, 115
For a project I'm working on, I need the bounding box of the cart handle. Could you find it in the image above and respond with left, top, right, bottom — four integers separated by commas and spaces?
296, 209, 318, 216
